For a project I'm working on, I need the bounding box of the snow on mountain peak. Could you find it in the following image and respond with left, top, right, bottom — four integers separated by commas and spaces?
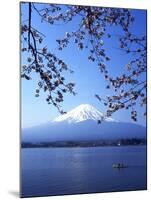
53, 104, 116, 123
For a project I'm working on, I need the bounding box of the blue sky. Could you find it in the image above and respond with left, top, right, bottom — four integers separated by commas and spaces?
21, 3, 147, 128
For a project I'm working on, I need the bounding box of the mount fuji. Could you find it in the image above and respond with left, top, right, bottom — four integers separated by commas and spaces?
53, 104, 116, 123
22, 104, 146, 143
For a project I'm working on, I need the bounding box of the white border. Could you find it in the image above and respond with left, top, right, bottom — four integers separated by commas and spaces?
0, 0, 150, 199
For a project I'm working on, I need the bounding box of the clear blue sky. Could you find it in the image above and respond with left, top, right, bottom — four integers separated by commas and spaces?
21, 3, 147, 128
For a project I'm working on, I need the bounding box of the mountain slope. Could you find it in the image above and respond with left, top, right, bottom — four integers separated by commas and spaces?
22, 104, 146, 143
22, 120, 146, 143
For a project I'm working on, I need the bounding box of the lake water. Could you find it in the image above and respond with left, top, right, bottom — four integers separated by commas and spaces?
21, 146, 147, 197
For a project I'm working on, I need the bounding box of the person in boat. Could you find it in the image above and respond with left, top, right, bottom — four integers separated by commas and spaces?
118, 163, 122, 167
118, 163, 125, 168
113, 163, 125, 168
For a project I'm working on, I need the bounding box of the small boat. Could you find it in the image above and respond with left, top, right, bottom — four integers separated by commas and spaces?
112, 163, 127, 169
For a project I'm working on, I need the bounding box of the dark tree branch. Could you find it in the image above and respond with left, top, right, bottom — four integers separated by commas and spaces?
28, 2, 32, 50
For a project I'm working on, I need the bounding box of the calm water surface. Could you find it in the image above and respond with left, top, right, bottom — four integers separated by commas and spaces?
21, 146, 147, 197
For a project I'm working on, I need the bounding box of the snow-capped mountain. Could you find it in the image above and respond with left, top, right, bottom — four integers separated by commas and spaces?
22, 104, 146, 143
53, 104, 116, 123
